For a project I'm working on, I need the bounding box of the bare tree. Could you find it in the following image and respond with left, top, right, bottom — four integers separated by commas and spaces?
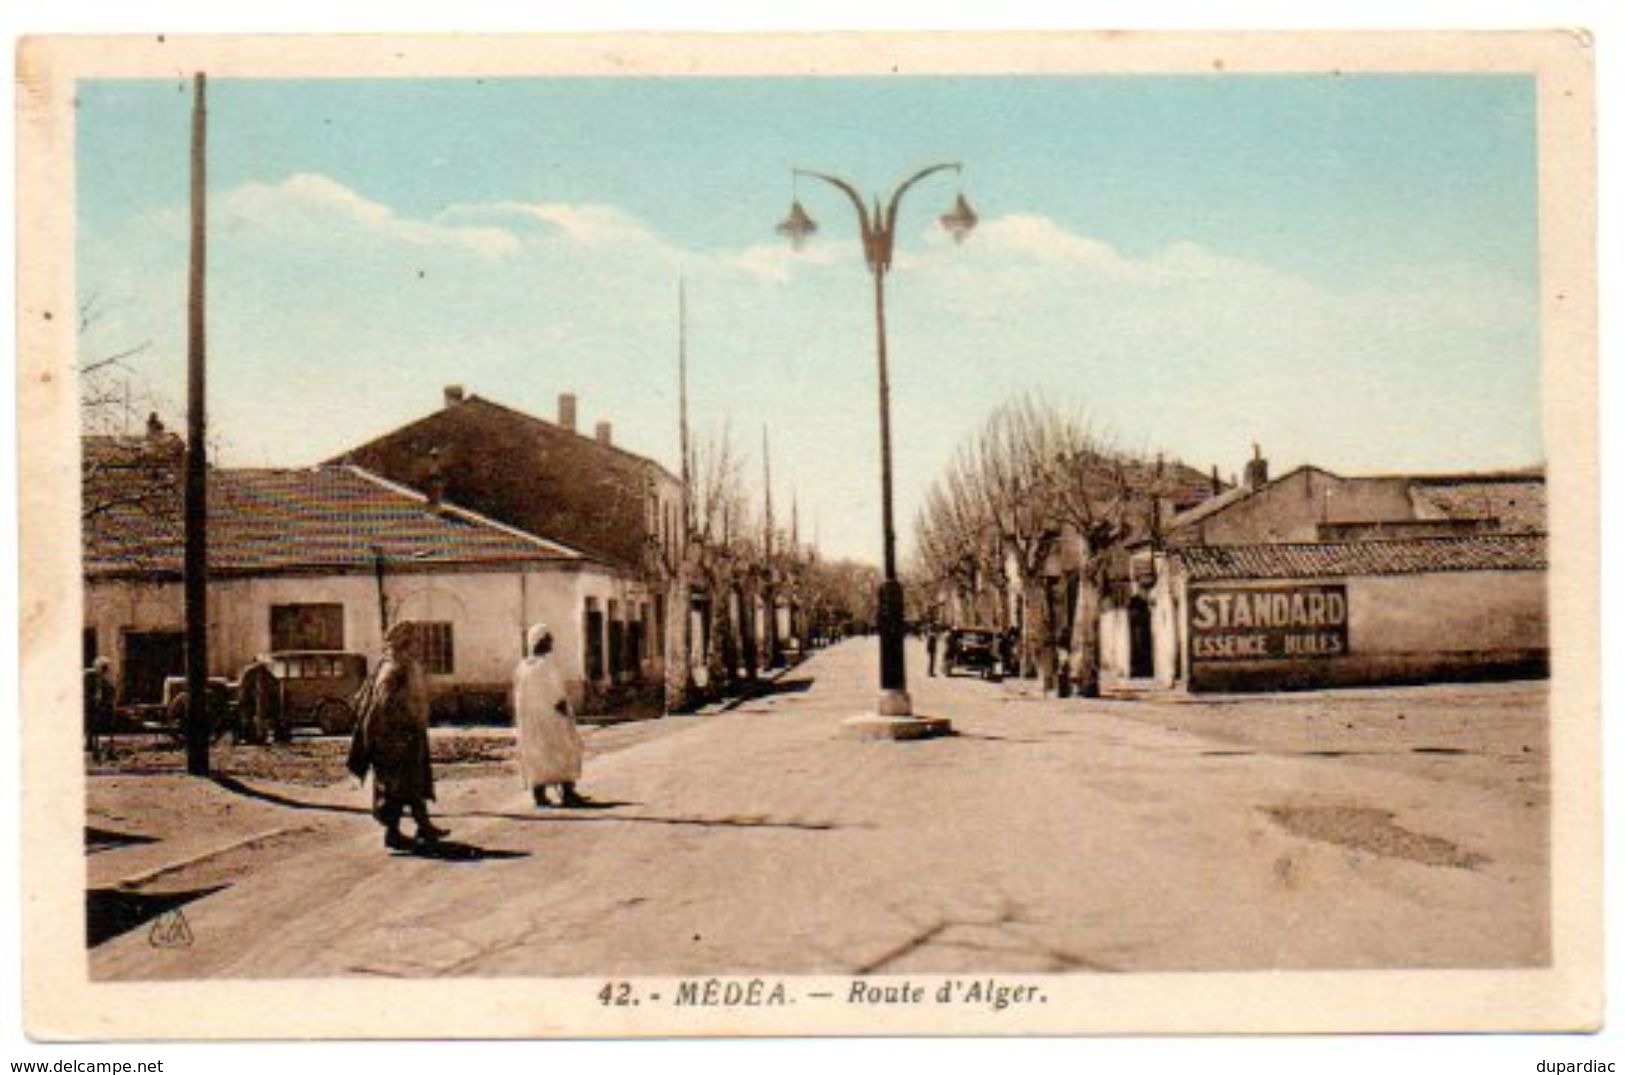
914, 394, 1158, 696
915, 452, 1005, 629
688, 427, 753, 697
78, 296, 179, 526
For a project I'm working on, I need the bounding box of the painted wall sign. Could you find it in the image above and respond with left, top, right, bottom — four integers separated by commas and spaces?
1188, 584, 1348, 661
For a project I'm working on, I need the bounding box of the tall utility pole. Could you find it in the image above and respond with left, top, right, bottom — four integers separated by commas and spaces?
183, 73, 210, 776
668, 277, 697, 710
789, 490, 802, 653
762, 425, 781, 668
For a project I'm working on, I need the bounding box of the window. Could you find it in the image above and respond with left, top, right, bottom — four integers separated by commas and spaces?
607, 599, 625, 681
419, 622, 455, 675
627, 618, 644, 675
270, 603, 345, 652
584, 599, 605, 682
83, 627, 98, 668
654, 594, 667, 657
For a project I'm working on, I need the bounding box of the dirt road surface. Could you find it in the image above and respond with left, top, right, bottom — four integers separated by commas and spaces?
88, 638, 1547, 979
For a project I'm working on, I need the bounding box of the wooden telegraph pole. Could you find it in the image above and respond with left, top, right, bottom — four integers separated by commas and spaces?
670, 278, 697, 709
762, 425, 781, 668
183, 73, 210, 776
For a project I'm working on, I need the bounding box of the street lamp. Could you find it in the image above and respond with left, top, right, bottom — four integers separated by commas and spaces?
778, 163, 977, 738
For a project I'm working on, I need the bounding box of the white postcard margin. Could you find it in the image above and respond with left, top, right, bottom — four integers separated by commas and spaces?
15, 30, 1599, 1039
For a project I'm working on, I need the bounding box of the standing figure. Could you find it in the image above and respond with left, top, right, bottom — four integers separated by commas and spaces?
925, 624, 940, 677
513, 623, 587, 808
347, 621, 447, 851
237, 656, 284, 745
84, 657, 116, 762
1000, 627, 1018, 680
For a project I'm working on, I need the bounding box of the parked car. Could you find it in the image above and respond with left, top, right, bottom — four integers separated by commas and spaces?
163, 651, 369, 741
260, 650, 370, 735
161, 675, 238, 743
944, 627, 1002, 679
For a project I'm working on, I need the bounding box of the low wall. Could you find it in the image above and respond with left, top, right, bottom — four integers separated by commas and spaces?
1185, 568, 1548, 693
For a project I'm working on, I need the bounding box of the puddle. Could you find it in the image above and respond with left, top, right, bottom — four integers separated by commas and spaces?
1262, 805, 1489, 870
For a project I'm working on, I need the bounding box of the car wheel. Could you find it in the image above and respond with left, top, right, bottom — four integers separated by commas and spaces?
315, 698, 355, 736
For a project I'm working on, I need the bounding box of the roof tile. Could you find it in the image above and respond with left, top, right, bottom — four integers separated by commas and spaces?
84, 453, 573, 577
1175, 534, 1546, 581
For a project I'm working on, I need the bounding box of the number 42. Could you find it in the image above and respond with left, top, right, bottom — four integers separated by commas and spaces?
598, 981, 636, 1006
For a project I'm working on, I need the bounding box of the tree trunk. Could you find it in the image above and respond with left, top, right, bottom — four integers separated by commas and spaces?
1068, 570, 1104, 698
739, 583, 759, 684
719, 587, 740, 692
1020, 575, 1051, 686
665, 570, 696, 712
703, 585, 728, 699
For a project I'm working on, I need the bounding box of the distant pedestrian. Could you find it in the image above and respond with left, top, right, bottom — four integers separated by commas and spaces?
348, 621, 447, 851
925, 625, 940, 677
238, 656, 284, 745
84, 657, 116, 762
513, 623, 587, 808
1000, 627, 1018, 679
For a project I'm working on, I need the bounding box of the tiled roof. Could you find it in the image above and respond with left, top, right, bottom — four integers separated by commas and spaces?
1174, 534, 1546, 582
84, 456, 579, 577
334, 394, 675, 570
1408, 478, 1546, 534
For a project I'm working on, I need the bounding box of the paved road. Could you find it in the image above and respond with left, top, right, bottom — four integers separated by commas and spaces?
93, 638, 1547, 979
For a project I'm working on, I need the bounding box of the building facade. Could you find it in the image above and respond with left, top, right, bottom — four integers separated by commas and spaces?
1098, 454, 1549, 693
334, 387, 694, 699
82, 446, 641, 719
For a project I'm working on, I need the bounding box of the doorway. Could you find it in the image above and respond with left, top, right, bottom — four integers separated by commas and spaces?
1128, 596, 1154, 679
122, 630, 185, 705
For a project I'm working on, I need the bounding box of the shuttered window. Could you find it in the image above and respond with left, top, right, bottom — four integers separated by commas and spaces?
419, 621, 455, 675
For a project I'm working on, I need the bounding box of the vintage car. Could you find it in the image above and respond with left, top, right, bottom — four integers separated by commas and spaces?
944, 627, 1002, 679
257, 650, 370, 735
160, 675, 238, 742
164, 650, 369, 740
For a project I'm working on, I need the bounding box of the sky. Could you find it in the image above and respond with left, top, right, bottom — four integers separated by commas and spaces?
76, 74, 1541, 564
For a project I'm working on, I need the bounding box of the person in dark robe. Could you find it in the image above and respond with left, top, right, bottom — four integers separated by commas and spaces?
347, 621, 447, 851
84, 657, 116, 762
237, 656, 283, 745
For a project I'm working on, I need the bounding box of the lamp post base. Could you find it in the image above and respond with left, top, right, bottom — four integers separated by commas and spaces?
841, 710, 953, 741
876, 688, 912, 717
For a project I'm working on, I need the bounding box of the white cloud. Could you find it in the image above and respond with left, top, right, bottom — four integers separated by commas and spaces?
218, 173, 520, 258
440, 199, 660, 249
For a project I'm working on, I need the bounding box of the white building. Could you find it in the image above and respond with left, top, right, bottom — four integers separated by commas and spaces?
83, 442, 646, 719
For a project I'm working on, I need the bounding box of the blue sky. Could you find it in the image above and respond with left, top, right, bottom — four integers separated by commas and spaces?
77, 74, 1541, 562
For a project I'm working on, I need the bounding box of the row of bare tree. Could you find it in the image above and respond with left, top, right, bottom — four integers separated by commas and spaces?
650, 425, 889, 710
912, 395, 1166, 697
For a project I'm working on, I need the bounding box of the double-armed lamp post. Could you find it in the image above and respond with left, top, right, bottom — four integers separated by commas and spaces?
778, 164, 977, 738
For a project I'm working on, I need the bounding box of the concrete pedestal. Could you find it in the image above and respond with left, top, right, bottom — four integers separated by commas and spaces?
841, 713, 954, 740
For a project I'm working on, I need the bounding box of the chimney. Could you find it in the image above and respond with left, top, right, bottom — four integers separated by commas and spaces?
558, 393, 577, 433
1244, 443, 1269, 491
595, 420, 613, 446
443, 384, 465, 408
425, 447, 446, 507
1210, 465, 1222, 496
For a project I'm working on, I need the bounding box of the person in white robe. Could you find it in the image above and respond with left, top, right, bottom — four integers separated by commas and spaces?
513, 623, 587, 807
